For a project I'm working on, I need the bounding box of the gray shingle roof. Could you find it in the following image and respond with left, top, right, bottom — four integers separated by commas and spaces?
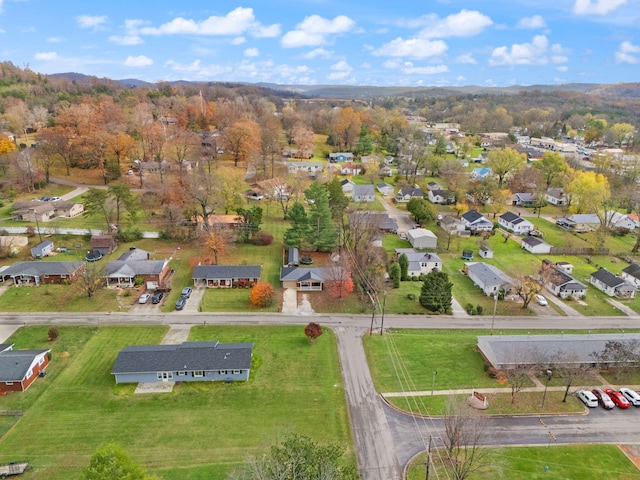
591, 268, 626, 288
111, 341, 253, 374
622, 263, 640, 280
521, 236, 545, 247
462, 209, 490, 224
0, 349, 50, 382
117, 248, 150, 261
192, 265, 261, 280
105, 260, 168, 277
1, 261, 83, 277
500, 211, 526, 224
467, 262, 514, 288
280, 267, 327, 282
353, 184, 375, 196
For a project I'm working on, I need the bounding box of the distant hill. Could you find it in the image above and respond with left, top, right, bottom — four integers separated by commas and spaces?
46, 72, 640, 100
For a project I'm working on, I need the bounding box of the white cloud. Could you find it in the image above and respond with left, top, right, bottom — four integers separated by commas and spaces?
573, 0, 627, 15
123, 55, 153, 67
244, 47, 259, 57
138, 7, 279, 38
231, 37, 246, 45
0, 0, 3, 15
557, 66, 569, 72
35, 52, 58, 61
303, 48, 333, 59
490, 35, 568, 65
76, 15, 108, 30
615, 40, 640, 63
281, 15, 354, 48
419, 10, 492, 39
109, 35, 143, 45
455, 53, 477, 64
397, 62, 449, 75
373, 37, 447, 59
516, 15, 547, 29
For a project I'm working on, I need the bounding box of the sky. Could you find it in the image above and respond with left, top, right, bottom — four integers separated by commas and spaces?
1, 0, 639, 87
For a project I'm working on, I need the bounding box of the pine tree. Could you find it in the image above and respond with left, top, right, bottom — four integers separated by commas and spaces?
420, 270, 453, 314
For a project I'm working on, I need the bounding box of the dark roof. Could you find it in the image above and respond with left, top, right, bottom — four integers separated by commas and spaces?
111, 341, 253, 374
431, 189, 454, 197
280, 267, 327, 282
0, 348, 50, 382
348, 211, 398, 231
500, 211, 525, 224
622, 263, 640, 280
397, 187, 424, 197
106, 260, 168, 277
591, 268, 625, 288
461, 209, 488, 224
192, 265, 261, 280
1, 261, 83, 278
521, 236, 544, 246
91, 235, 116, 248
0, 344, 12, 353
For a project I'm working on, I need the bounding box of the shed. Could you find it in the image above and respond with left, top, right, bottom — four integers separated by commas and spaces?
479, 246, 493, 258
407, 228, 438, 249
31, 240, 54, 259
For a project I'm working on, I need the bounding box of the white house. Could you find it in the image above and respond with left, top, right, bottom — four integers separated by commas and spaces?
395, 187, 424, 203
407, 228, 438, 249
622, 263, 640, 288
341, 179, 356, 194
545, 188, 568, 206
471, 167, 492, 180
521, 236, 552, 254
498, 211, 534, 235
590, 268, 637, 299
440, 216, 465, 235
286, 161, 324, 176
466, 262, 514, 296
352, 184, 375, 203
395, 248, 442, 277
376, 182, 394, 196
605, 211, 636, 231
427, 189, 455, 205
461, 209, 494, 232
340, 163, 363, 176
544, 265, 587, 299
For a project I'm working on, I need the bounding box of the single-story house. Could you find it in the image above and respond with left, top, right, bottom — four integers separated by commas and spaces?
376, 182, 394, 196
440, 215, 465, 235
545, 188, 568, 206
11, 201, 55, 222
461, 209, 494, 232
104, 249, 170, 289
341, 179, 356, 193
328, 152, 354, 163
378, 166, 393, 177
0, 344, 50, 393
498, 211, 534, 235
521, 236, 552, 254
590, 268, 637, 299
478, 333, 640, 370
340, 163, 363, 176
286, 161, 324, 176
427, 189, 455, 205
466, 262, 514, 296
52, 200, 84, 218
605, 211, 636, 231
395, 187, 424, 203
471, 167, 492, 180
621, 263, 640, 289
562, 214, 601, 233
512, 192, 537, 207
192, 265, 261, 288
280, 267, 327, 291
426, 181, 443, 191
407, 228, 438, 249
352, 184, 375, 203
31, 240, 54, 259
90, 235, 117, 255
543, 265, 587, 299
348, 211, 398, 232
0, 261, 84, 285
395, 248, 442, 277
245, 187, 264, 201
111, 341, 253, 384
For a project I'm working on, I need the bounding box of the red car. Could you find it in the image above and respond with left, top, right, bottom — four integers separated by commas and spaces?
605, 389, 631, 408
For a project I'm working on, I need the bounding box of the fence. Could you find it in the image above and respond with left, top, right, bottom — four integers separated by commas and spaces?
0, 410, 23, 416
549, 247, 610, 255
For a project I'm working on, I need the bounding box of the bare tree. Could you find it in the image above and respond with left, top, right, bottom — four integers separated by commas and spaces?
443, 396, 489, 480
511, 275, 542, 309
506, 364, 534, 404
76, 262, 106, 299
592, 340, 640, 381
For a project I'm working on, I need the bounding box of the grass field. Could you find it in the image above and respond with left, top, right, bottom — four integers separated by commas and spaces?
0, 324, 353, 479
407, 445, 640, 480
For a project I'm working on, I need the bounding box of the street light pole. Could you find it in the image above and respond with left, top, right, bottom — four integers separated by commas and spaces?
541, 369, 553, 408
430, 371, 438, 409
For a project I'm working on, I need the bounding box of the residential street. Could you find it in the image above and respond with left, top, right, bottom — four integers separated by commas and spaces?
4, 311, 640, 479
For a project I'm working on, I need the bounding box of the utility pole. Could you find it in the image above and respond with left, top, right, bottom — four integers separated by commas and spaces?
425, 435, 432, 480
490, 293, 498, 335
430, 371, 437, 409
30, 208, 43, 243
380, 291, 386, 335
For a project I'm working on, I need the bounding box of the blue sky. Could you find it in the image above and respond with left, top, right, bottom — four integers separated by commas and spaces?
1, 0, 639, 87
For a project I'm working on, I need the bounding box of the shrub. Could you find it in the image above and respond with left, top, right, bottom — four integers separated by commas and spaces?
249, 282, 275, 308
252, 231, 274, 245
465, 303, 475, 315
476, 305, 484, 315
47, 327, 59, 341
407, 293, 416, 301
118, 228, 143, 242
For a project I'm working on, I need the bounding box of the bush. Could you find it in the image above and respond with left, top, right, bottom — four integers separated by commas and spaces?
476, 305, 484, 315
249, 282, 275, 308
47, 327, 59, 341
465, 303, 475, 315
407, 293, 416, 301
118, 228, 143, 242
252, 230, 274, 245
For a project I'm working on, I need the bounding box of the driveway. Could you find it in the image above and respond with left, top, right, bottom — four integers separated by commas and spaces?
379, 196, 415, 233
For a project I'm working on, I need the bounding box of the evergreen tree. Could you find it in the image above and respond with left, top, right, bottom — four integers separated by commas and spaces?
326, 177, 350, 222
398, 253, 409, 281
420, 270, 453, 314
389, 263, 401, 288
283, 201, 309, 248
305, 182, 338, 252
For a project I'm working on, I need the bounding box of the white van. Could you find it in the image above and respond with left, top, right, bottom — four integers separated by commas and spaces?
577, 390, 598, 408
620, 388, 640, 406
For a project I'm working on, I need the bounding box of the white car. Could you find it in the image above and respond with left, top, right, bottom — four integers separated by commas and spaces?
138, 293, 151, 304
577, 390, 598, 408
535, 294, 548, 306
50, 196, 61, 202
620, 388, 640, 406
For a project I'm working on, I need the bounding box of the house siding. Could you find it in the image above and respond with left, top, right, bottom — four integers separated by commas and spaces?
114, 368, 250, 384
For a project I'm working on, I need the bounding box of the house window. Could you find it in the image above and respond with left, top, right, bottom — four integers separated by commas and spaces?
61, 275, 66, 279
233, 370, 241, 375
157, 372, 163, 380
193, 371, 204, 377
219, 370, 227, 375
178, 371, 187, 376
26, 369, 33, 378
38, 357, 44, 365
43, 274, 49, 279
5, 382, 12, 385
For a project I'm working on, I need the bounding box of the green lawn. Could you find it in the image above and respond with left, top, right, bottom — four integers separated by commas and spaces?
407, 445, 640, 480
0, 325, 353, 479
200, 287, 278, 312
0, 284, 134, 312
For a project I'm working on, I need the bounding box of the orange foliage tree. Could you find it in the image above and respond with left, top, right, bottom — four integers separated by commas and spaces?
304, 322, 323, 344
249, 282, 275, 308
325, 273, 354, 299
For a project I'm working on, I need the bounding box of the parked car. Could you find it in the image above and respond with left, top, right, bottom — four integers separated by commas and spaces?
591, 388, 615, 409
50, 196, 61, 202
535, 294, 548, 306
175, 297, 187, 310
619, 388, 640, 406
181, 287, 193, 298
605, 389, 631, 408
138, 293, 151, 304
39, 195, 50, 201
576, 390, 598, 408
151, 291, 164, 304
